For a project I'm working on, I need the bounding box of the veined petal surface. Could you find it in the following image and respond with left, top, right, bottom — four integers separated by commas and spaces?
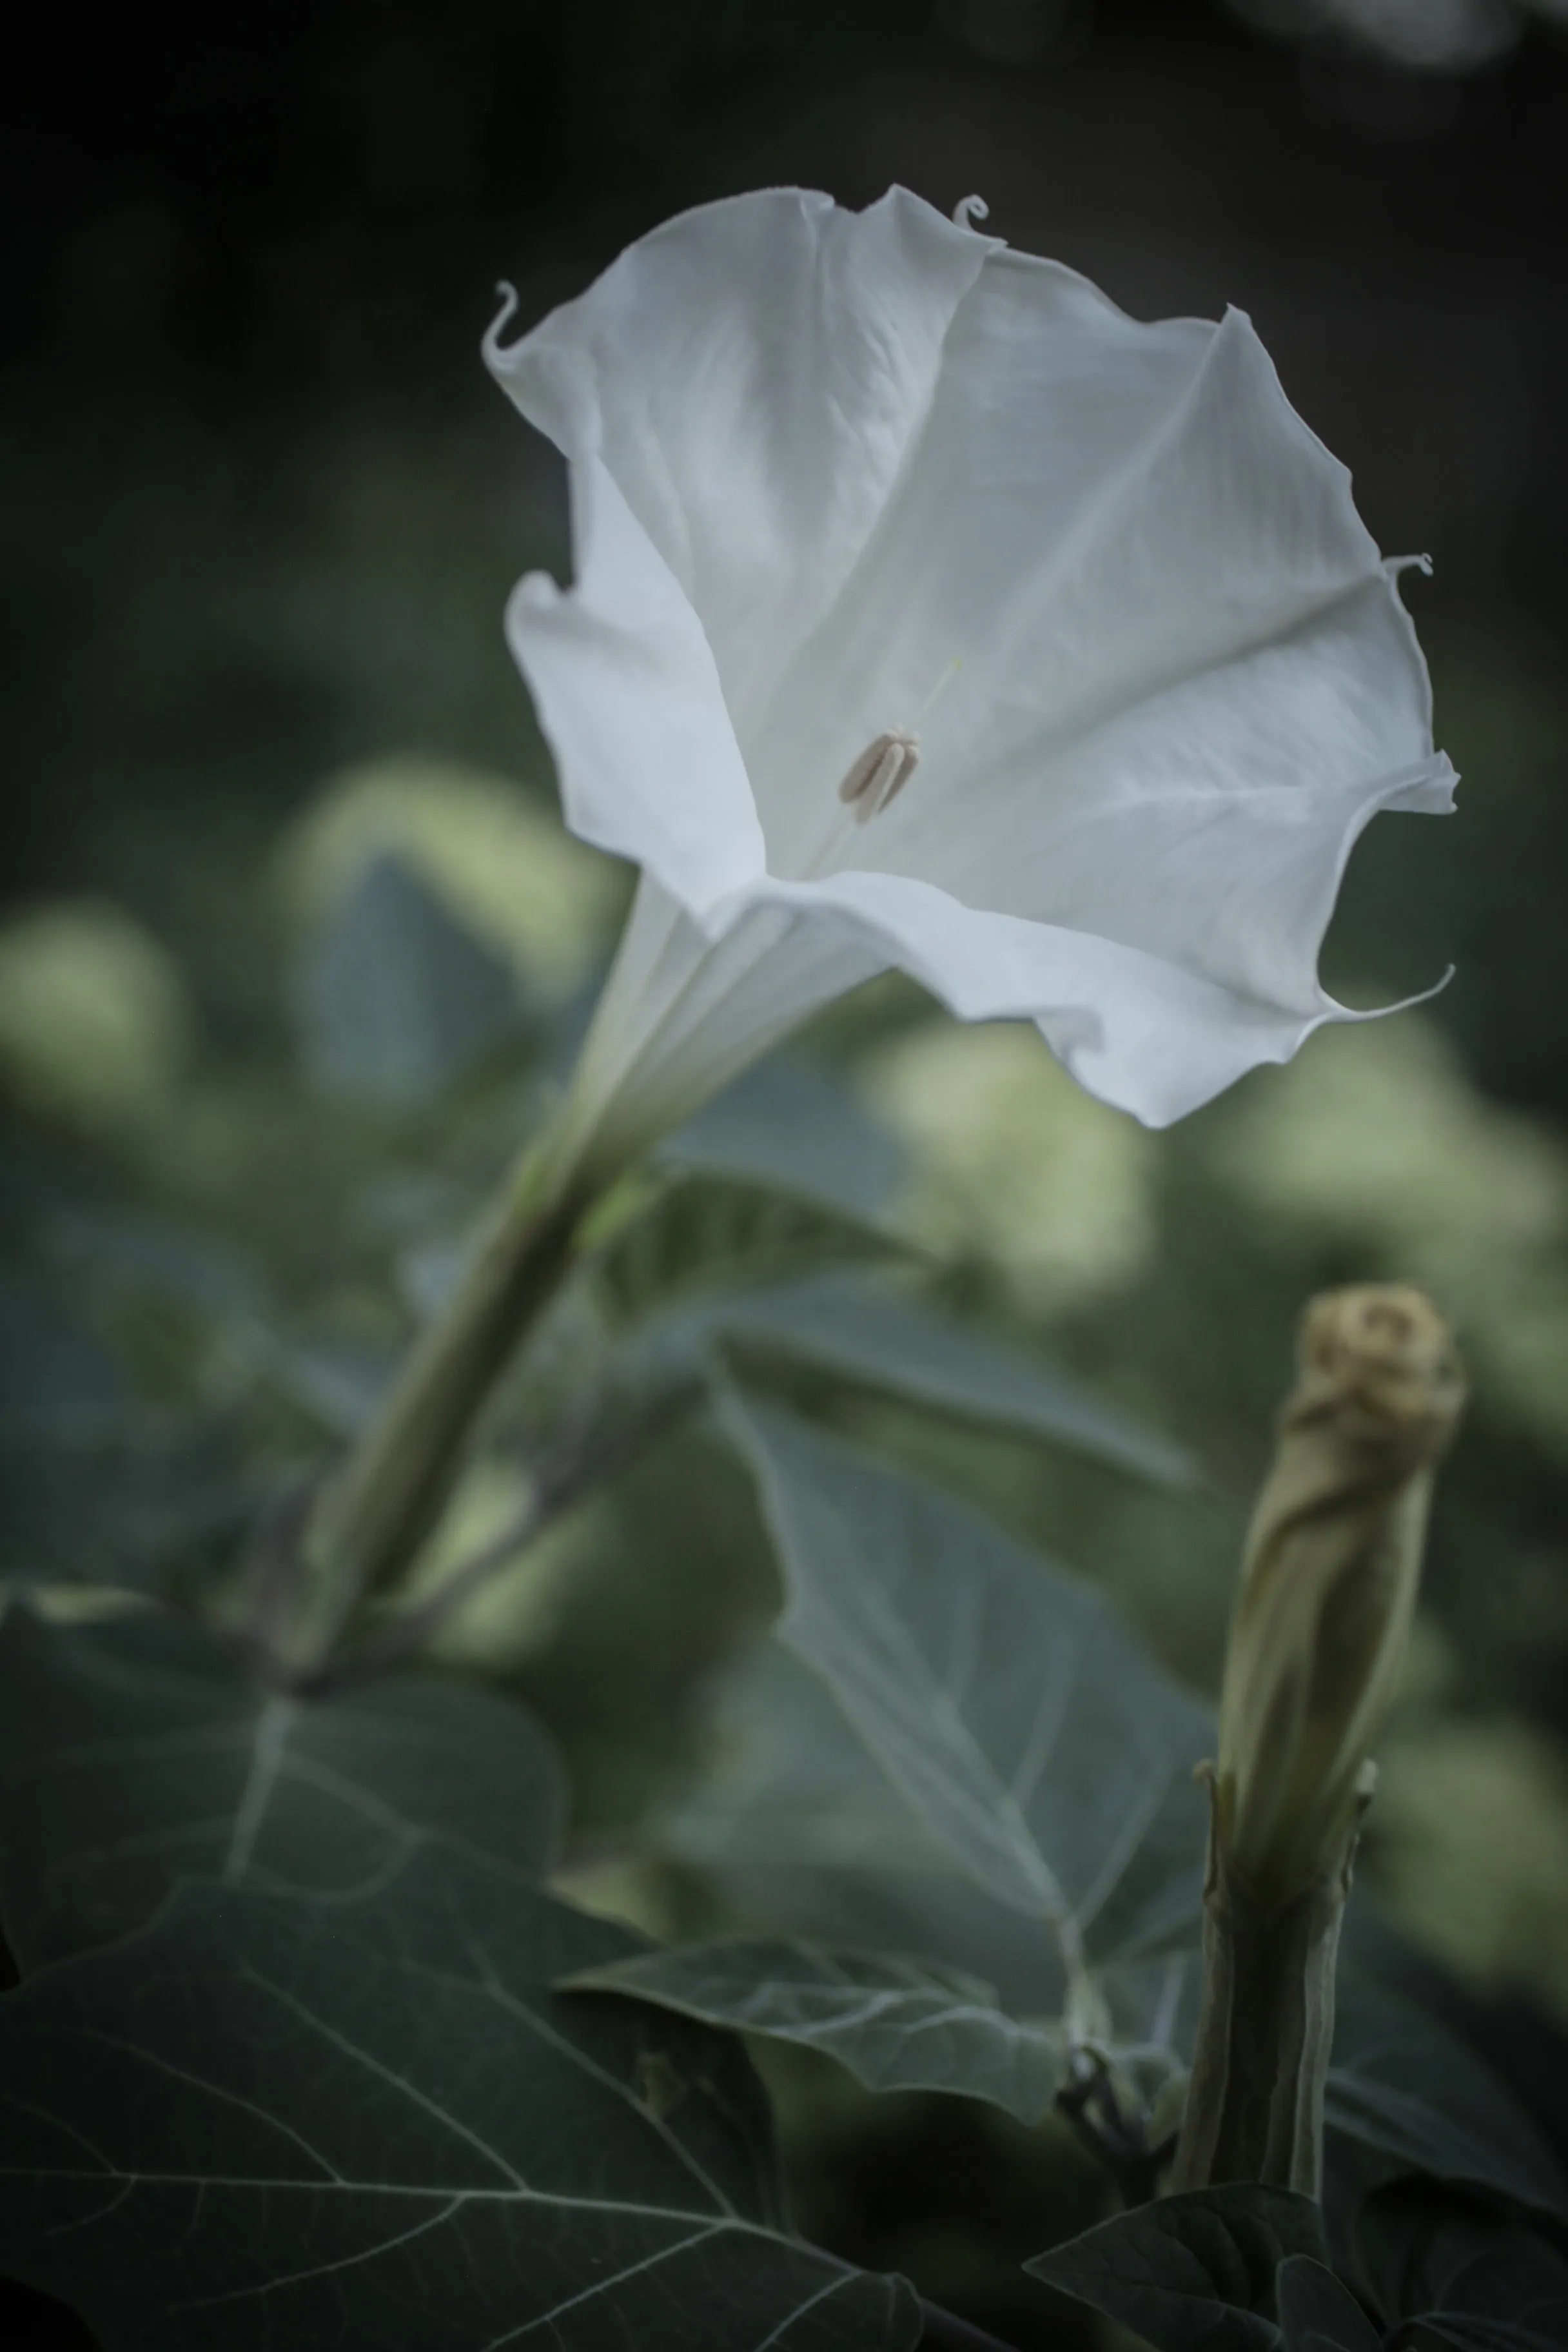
488, 186, 1455, 1133
492, 188, 994, 748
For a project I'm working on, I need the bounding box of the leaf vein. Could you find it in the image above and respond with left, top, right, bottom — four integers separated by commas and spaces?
475, 2220, 729, 2347
223, 1698, 299, 1885
240, 1972, 524, 2191
168, 2191, 466, 2310
463, 1934, 740, 2222
71, 2029, 344, 2183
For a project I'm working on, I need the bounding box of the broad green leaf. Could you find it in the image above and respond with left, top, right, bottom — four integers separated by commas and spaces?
0, 1274, 244, 1591
293, 852, 524, 1107
1327, 1974, 1568, 2225
569, 1936, 1064, 2124
665, 1515, 1554, 2206
663, 1645, 1202, 2067
722, 1393, 1211, 2006
669, 1642, 959, 1888
0, 1605, 564, 1972
0, 1424, 244, 1591
662, 1637, 1083, 2010
712, 1270, 1195, 1487
1026, 2185, 1326, 2351
0, 1847, 920, 2352
43, 1204, 267, 1329
30, 1204, 389, 1449
1275, 2257, 1382, 2352
663, 1543, 1555, 2215
1353, 2182, 1568, 2352
593, 1170, 899, 1330
0, 1269, 128, 1440
1407, 2311, 1566, 2352
666, 1052, 907, 1219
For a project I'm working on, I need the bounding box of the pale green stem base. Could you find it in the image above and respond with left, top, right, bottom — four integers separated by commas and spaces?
1170, 1765, 1372, 2200
289, 1129, 606, 1669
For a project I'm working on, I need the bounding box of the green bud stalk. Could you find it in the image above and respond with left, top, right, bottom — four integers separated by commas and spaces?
1171, 1285, 1465, 2199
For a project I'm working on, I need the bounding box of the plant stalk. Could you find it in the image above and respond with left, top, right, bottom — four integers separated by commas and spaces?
1169, 1766, 1370, 2199
293, 1132, 602, 1663
302, 1375, 700, 1696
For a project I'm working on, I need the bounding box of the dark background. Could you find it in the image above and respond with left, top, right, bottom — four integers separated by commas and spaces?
3, 5, 1567, 2345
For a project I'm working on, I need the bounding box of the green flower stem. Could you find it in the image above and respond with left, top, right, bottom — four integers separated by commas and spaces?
1170, 1767, 1370, 2199
293, 1131, 605, 1667
302, 1374, 700, 1698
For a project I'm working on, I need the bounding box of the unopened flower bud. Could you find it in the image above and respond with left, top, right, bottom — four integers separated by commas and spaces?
1215, 1284, 1466, 1910
1173, 1284, 1465, 2199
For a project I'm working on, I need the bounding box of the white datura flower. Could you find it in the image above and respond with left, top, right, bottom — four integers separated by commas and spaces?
484, 186, 1455, 1160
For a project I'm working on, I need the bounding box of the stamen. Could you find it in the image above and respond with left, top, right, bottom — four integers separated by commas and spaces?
836, 727, 921, 825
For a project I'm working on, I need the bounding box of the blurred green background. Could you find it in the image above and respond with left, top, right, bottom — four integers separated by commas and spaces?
3, 1, 1567, 2340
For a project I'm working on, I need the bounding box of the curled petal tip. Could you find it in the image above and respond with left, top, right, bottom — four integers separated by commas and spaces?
513, 568, 565, 612
1387, 959, 1458, 1019
952, 193, 990, 228
483, 280, 524, 366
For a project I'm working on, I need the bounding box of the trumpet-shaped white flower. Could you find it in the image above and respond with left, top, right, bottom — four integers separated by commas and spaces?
485, 186, 1455, 1153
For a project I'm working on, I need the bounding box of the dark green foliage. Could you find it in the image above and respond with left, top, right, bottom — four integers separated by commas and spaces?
294, 854, 527, 1108
720, 1393, 1211, 1990
651, 1413, 1565, 2318
1327, 1973, 1568, 2226
664, 1053, 907, 1219
0, 1848, 919, 2352
1273, 2256, 1383, 2351
661, 1639, 1132, 2010
593, 1169, 901, 1330
0, 1606, 565, 1971
570, 1936, 1066, 2122
0, 855, 1562, 2351
1352, 2183, 1568, 2352
1027, 2185, 1326, 2350
708, 1271, 1196, 1486
0, 1272, 243, 1591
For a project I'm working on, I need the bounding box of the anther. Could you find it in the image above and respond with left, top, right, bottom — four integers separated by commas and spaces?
836, 728, 921, 825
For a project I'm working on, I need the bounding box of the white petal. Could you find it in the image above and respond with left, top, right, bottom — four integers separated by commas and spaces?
760, 294, 1430, 891
564, 859, 1417, 1142
767, 867, 1422, 1128
487, 187, 995, 747
503, 453, 765, 916
560, 875, 883, 1163
871, 580, 1455, 1012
